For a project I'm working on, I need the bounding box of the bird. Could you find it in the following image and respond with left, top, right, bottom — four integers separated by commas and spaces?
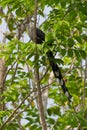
29, 27, 72, 102
28, 27, 45, 44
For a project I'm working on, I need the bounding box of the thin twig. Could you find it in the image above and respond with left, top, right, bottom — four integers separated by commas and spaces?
62, 2, 76, 20
40, 65, 50, 82
8, 85, 50, 125
82, 58, 87, 111
50, 119, 58, 130
0, 88, 37, 130
63, 57, 76, 77
11, 62, 18, 85
2, 61, 17, 85
25, 61, 32, 87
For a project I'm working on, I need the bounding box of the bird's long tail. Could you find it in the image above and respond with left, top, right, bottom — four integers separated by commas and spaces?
46, 51, 72, 102
29, 27, 72, 102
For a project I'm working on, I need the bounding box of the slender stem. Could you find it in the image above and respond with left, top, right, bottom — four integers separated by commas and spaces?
34, 0, 47, 130
0, 90, 36, 130
83, 58, 87, 111
5, 85, 49, 126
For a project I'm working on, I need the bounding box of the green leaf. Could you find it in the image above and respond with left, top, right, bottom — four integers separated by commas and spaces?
55, 58, 64, 65
74, 49, 80, 58
68, 38, 75, 47
74, 36, 82, 44
46, 32, 54, 43
79, 50, 86, 59
61, 49, 66, 56
68, 49, 73, 57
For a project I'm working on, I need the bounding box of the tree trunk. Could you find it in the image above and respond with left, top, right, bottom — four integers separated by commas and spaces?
0, 59, 7, 110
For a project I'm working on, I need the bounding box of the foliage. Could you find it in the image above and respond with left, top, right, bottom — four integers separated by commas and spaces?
0, 0, 87, 129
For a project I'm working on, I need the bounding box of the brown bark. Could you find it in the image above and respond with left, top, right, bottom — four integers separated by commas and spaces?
33, 0, 47, 129
0, 58, 7, 110
34, 63, 47, 130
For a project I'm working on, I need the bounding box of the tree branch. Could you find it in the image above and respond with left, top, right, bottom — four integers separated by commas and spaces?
0, 89, 37, 130
6, 85, 50, 126
33, 0, 47, 130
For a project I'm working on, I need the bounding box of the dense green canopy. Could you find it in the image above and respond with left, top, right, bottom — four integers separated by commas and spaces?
0, 0, 87, 129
